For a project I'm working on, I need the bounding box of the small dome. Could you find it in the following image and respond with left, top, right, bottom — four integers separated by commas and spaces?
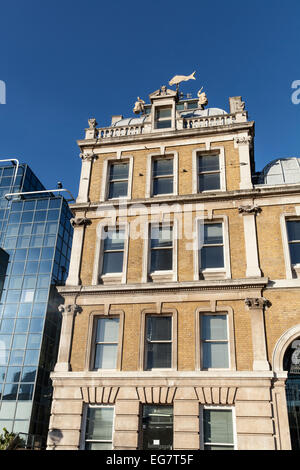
258, 158, 300, 185
180, 108, 227, 118
112, 116, 148, 127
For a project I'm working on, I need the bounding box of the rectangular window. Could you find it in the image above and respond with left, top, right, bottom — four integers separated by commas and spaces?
152, 157, 173, 196
94, 317, 119, 369
203, 408, 234, 450
142, 405, 173, 450
200, 223, 224, 270
201, 315, 229, 369
84, 406, 114, 450
102, 229, 125, 275
155, 106, 172, 129
108, 162, 129, 199
198, 155, 220, 192
145, 315, 172, 369
150, 225, 173, 272
287, 220, 300, 265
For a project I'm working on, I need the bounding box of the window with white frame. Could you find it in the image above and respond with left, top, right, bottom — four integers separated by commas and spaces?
93, 317, 120, 370
101, 228, 125, 275
200, 314, 229, 369
199, 222, 224, 271
145, 315, 172, 370
286, 220, 300, 265
152, 157, 174, 196
107, 161, 129, 199
197, 154, 221, 192
154, 106, 172, 129
84, 406, 114, 450
202, 407, 235, 450
150, 224, 173, 273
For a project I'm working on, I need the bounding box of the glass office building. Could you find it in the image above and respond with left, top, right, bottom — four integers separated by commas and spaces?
0, 162, 73, 447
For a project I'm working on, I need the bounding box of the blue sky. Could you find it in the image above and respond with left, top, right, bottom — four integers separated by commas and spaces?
0, 0, 299, 198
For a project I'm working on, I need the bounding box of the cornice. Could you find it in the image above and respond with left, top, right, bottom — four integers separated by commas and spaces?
57, 277, 268, 296
69, 184, 300, 212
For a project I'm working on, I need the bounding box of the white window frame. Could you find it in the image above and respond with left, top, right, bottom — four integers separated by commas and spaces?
193, 216, 231, 280
146, 152, 179, 198
80, 404, 115, 450
192, 148, 226, 194
142, 220, 178, 283
281, 214, 300, 279
195, 307, 236, 371
151, 99, 176, 133
85, 310, 124, 371
199, 405, 237, 450
139, 309, 178, 371
92, 222, 129, 285
100, 156, 133, 202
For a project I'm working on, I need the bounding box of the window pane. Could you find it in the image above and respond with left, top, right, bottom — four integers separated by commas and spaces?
146, 343, 172, 369
102, 251, 124, 274
86, 442, 113, 450
85, 407, 113, 441
199, 173, 220, 191
198, 155, 220, 172
156, 107, 171, 119
94, 344, 118, 369
289, 244, 300, 265
108, 181, 128, 199
202, 343, 229, 368
287, 221, 300, 241
201, 246, 224, 269
153, 177, 173, 195
204, 409, 233, 445
153, 159, 173, 177
150, 249, 172, 271
109, 163, 129, 180
103, 231, 125, 251
201, 315, 227, 341
156, 120, 172, 129
151, 226, 173, 248
146, 316, 171, 341
96, 318, 119, 343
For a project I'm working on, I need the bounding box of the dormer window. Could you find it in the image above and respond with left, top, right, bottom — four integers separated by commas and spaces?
155, 106, 172, 129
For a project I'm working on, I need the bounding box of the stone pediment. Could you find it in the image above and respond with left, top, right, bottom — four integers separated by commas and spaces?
149, 86, 178, 102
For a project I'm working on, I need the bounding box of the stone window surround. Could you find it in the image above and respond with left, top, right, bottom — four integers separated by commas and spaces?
92, 221, 130, 285
142, 218, 178, 283
195, 306, 236, 371
192, 147, 226, 194
100, 155, 134, 202
79, 403, 116, 450
84, 309, 125, 372
199, 405, 237, 450
138, 308, 178, 372
193, 215, 232, 281
151, 98, 176, 133
280, 213, 300, 280
145, 151, 179, 199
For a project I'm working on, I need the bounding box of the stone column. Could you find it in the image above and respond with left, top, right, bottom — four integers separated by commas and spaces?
76, 151, 96, 204
245, 297, 270, 371
54, 304, 81, 372
239, 205, 262, 278
271, 378, 292, 450
65, 217, 91, 286
234, 136, 253, 190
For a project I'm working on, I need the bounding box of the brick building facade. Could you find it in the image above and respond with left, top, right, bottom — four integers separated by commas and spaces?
47, 86, 300, 450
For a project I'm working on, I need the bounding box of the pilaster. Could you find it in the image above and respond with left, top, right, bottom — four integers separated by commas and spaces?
54, 303, 81, 372
245, 297, 270, 371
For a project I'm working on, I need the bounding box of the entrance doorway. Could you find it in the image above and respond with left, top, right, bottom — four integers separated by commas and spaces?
284, 339, 300, 450
141, 405, 173, 450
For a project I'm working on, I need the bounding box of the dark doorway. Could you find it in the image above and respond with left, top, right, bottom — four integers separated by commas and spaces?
284, 339, 300, 450
141, 405, 173, 450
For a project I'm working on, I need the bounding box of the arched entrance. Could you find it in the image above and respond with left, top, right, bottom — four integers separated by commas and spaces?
283, 338, 300, 450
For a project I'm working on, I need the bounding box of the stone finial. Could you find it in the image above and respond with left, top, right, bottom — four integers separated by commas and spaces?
88, 118, 98, 129
245, 298, 271, 309
238, 205, 262, 215
70, 217, 91, 228
229, 96, 245, 114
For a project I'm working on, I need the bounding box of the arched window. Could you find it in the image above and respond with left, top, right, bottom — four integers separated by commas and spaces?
283, 338, 300, 450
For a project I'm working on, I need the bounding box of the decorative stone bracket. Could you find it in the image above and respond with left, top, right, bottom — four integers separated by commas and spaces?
245, 297, 271, 309
238, 205, 262, 215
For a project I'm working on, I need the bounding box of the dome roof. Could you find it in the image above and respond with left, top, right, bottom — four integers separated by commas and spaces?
112, 115, 149, 127
180, 108, 227, 118
258, 158, 300, 185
